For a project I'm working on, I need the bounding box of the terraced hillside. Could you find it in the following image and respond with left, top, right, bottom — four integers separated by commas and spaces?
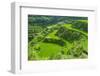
28, 15, 88, 60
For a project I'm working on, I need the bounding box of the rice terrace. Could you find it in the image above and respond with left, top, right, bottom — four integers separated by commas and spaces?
28, 15, 88, 60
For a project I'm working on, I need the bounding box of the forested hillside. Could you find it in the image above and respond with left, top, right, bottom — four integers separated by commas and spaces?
28, 15, 88, 60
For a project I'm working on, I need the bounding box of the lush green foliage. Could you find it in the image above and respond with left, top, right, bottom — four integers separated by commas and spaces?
28, 15, 88, 60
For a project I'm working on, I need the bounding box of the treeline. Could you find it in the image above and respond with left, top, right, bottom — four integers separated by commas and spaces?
28, 15, 88, 26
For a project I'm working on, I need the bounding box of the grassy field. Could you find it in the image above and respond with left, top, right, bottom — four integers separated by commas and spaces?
28, 15, 88, 60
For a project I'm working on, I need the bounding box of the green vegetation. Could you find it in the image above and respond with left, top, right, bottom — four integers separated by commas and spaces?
28, 15, 88, 60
